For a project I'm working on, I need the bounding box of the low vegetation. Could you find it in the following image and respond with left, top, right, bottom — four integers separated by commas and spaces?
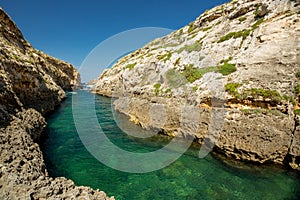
243, 88, 282, 101
254, 3, 262, 19
218, 17, 265, 44
252, 18, 265, 30
294, 109, 300, 115
238, 17, 247, 22
226, 85, 286, 103
157, 52, 172, 61
125, 63, 137, 70
154, 83, 161, 96
218, 29, 251, 43
165, 68, 187, 88
225, 83, 242, 97
296, 71, 300, 78
202, 26, 213, 32
295, 84, 300, 94
182, 64, 203, 83
192, 86, 198, 92
241, 108, 285, 116
177, 42, 202, 54
187, 22, 197, 33
218, 62, 237, 75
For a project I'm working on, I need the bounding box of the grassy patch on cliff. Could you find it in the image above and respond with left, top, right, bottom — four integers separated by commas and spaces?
188, 22, 197, 33
218, 63, 237, 75
296, 71, 300, 78
177, 42, 202, 54
226, 84, 290, 104
157, 52, 172, 62
165, 69, 188, 88
252, 18, 265, 30
202, 26, 213, 31
153, 83, 161, 96
125, 63, 137, 70
241, 108, 285, 116
218, 29, 251, 43
238, 17, 247, 22
295, 84, 300, 94
182, 62, 236, 83
182, 64, 203, 83
294, 109, 300, 115
218, 18, 265, 44
243, 88, 281, 100
225, 83, 242, 97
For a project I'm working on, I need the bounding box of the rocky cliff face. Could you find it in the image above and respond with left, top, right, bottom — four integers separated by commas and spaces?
93, 0, 300, 170
0, 8, 113, 199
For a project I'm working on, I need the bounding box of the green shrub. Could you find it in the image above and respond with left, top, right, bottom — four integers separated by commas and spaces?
243, 88, 282, 102
294, 109, 300, 115
188, 22, 197, 33
241, 108, 285, 116
295, 71, 300, 78
125, 63, 137, 70
254, 3, 262, 18
215, 21, 222, 26
154, 83, 161, 95
220, 57, 233, 64
13, 54, 20, 61
198, 66, 219, 75
182, 64, 203, 83
177, 42, 202, 54
157, 52, 172, 61
165, 69, 187, 88
218, 29, 251, 43
219, 63, 237, 75
199, 56, 205, 61
295, 84, 300, 94
192, 86, 198, 92
202, 26, 212, 31
283, 95, 296, 105
227, 85, 283, 102
225, 83, 242, 97
252, 18, 264, 30
238, 17, 247, 22
165, 88, 172, 93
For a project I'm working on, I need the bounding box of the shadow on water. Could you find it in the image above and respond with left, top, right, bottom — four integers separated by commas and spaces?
40, 90, 300, 200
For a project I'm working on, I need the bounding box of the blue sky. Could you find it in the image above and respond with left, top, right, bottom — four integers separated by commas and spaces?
1, 0, 228, 81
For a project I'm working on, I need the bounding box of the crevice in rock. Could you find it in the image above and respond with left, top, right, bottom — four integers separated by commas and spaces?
283, 109, 298, 169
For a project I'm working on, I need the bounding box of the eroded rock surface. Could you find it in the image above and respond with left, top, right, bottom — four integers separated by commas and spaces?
93, 0, 300, 170
0, 7, 113, 199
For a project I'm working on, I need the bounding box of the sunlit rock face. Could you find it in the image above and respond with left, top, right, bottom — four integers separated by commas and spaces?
0, 7, 113, 200
93, 0, 300, 170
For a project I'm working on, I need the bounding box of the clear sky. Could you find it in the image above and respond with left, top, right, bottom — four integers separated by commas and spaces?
1, 0, 228, 81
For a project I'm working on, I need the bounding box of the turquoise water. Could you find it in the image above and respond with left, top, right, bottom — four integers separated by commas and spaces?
41, 90, 300, 200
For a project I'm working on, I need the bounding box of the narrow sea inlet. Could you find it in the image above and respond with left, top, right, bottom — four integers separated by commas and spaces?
41, 91, 300, 200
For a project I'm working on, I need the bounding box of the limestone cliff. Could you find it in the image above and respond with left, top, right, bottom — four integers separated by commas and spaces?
93, 0, 300, 170
0, 7, 112, 199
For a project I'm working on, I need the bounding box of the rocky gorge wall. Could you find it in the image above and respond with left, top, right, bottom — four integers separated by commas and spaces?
93, 0, 300, 170
0, 8, 113, 199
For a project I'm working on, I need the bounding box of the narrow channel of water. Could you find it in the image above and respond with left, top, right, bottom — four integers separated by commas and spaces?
41, 90, 300, 200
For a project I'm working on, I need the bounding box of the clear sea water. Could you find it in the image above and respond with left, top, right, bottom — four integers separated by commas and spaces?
41, 90, 300, 200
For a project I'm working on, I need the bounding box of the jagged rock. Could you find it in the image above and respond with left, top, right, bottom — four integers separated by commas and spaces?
0, 7, 113, 200
93, 0, 300, 169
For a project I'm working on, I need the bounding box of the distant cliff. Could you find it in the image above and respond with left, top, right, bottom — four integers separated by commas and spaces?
0, 7, 113, 199
93, 0, 300, 170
